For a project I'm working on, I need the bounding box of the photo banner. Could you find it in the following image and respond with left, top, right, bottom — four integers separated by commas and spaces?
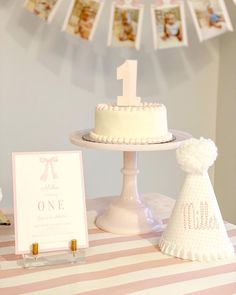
24, 0, 63, 23
188, 0, 233, 42
22, 0, 234, 48
151, 0, 188, 50
62, 0, 104, 41
107, 1, 144, 50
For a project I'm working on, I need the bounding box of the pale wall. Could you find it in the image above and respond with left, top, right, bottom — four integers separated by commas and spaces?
0, 1, 219, 213
215, 0, 236, 224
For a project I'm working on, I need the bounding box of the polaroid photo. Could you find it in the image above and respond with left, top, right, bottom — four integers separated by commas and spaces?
107, 2, 144, 50
24, 0, 62, 23
151, 1, 188, 50
188, 0, 233, 42
62, 0, 104, 41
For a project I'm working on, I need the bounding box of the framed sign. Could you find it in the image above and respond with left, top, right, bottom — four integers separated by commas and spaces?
12, 151, 88, 254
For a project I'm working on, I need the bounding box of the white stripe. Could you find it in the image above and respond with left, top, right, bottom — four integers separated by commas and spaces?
88, 232, 133, 241
0, 230, 163, 244
23, 257, 236, 295
0, 246, 14, 255
1, 227, 235, 256
1, 231, 235, 268
0, 236, 160, 270
0, 236, 159, 256
225, 223, 236, 231
0, 222, 234, 245
86, 211, 98, 229
0, 235, 15, 242
0, 221, 234, 245
230, 236, 236, 244
0, 252, 167, 287
130, 272, 236, 295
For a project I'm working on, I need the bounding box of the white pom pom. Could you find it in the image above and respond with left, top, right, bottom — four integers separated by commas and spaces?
176, 137, 218, 174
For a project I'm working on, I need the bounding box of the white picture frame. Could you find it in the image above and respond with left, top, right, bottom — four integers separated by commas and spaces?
151, 1, 188, 50
12, 151, 88, 254
24, 0, 63, 23
62, 0, 104, 41
107, 2, 144, 50
187, 0, 233, 42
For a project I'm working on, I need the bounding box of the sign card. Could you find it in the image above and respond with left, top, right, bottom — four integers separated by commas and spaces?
12, 151, 88, 254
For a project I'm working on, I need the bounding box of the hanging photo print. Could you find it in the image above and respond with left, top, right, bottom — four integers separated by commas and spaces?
151, 1, 188, 50
63, 0, 104, 41
107, 1, 144, 50
24, 0, 62, 23
188, 0, 233, 42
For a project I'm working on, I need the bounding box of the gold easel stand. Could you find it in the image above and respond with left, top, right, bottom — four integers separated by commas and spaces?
0, 210, 10, 225
21, 240, 86, 268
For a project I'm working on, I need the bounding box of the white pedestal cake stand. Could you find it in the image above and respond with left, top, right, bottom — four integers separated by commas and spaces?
70, 129, 191, 235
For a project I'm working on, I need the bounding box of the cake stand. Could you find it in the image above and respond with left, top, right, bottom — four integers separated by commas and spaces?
70, 129, 191, 235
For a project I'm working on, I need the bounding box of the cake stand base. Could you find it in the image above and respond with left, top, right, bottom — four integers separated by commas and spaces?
96, 198, 162, 235
95, 151, 162, 235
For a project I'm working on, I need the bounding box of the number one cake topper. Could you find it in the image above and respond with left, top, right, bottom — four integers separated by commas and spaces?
117, 60, 142, 106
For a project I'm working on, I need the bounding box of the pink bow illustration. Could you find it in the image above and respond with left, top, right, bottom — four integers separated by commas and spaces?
40, 157, 58, 181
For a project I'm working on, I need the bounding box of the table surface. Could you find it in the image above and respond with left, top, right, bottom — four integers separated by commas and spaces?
0, 194, 236, 295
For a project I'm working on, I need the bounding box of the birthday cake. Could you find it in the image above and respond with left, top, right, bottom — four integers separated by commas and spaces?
90, 103, 172, 144
89, 60, 173, 144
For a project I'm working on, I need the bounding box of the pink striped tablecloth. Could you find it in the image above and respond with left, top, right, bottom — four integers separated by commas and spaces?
0, 194, 236, 295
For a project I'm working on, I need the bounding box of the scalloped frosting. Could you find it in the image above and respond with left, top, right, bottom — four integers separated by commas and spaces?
90, 131, 173, 144
96, 102, 163, 112
159, 238, 234, 262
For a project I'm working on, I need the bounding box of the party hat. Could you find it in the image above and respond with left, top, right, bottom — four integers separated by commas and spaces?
159, 138, 234, 261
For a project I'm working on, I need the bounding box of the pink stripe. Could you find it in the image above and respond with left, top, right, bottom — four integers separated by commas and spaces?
2, 227, 235, 253
0, 254, 22, 261
0, 231, 162, 260
0, 231, 153, 249
89, 231, 162, 247
2, 217, 234, 241
0, 245, 159, 278
188, 282, 236, 295
88, 228, 103, 234
0, 241, 14, 247
1, 228, 235, 263
0, 257, 187, 294
228, 229, 236, 237
163, 218, 169, 224
1, 261, 236, 295
0, 236, 160, 262
0, 227, 14, 234
77, 263, 236, 295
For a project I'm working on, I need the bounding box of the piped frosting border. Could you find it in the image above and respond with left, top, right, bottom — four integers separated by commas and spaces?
89, 131, 173, 144
96, 103, 164, 112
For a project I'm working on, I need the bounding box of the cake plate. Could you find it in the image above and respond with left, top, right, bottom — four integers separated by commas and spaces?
70, 129, 191, 235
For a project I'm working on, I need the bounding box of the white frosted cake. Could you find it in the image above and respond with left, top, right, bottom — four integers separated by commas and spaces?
90, 102, 173, 144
